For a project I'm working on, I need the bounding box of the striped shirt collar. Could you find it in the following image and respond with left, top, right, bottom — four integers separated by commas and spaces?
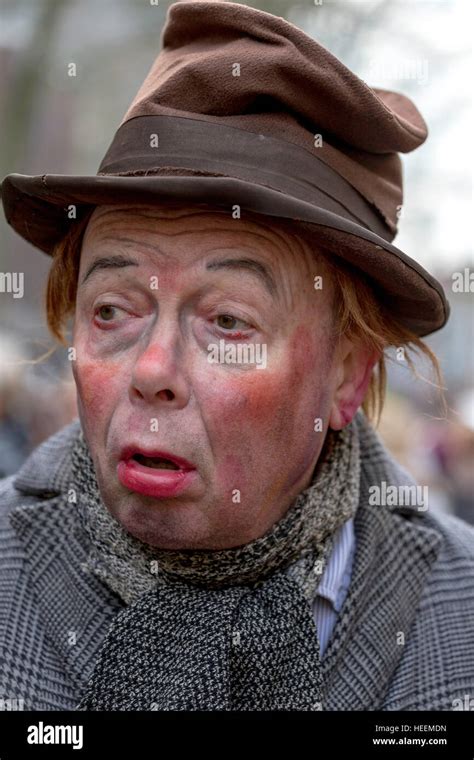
317, 517, 355, 612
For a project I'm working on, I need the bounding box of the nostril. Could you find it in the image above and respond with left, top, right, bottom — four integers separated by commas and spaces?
158, 388, 175, 401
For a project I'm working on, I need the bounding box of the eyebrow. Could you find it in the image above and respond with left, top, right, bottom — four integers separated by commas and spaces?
206, 257, 276, 295
80, 253, 276, 295
81, 255, 139, 285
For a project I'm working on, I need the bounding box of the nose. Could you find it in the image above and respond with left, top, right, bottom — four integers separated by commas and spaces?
130, 332, 191, 409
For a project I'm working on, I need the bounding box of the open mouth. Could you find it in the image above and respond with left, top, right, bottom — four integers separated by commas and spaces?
131, 453, 180, 470
117, 446, 197, 498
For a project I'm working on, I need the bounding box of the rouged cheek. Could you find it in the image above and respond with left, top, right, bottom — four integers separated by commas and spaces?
202, 367, 293, 435
283, 324, 334, 447
200, 324, 328, 497
196, 371, 285, 503
75, 359, 124, 422
213, 324, 324, 422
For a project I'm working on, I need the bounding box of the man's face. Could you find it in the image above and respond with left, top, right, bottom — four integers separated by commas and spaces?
72, 204, 371, 549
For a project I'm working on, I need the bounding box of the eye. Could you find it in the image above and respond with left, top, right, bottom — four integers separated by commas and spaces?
94, 304, 128, 324
97, 305, 117, 321
216, 314, 251, 330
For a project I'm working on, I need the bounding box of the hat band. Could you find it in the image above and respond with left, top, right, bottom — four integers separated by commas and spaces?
97, 114, 392, 241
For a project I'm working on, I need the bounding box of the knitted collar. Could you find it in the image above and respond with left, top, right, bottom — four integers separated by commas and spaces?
70, 420, 360, 606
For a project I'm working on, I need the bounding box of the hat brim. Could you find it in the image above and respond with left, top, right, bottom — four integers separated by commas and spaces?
1, 172, 449, 337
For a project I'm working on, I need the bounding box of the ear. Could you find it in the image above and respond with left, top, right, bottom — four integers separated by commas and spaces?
329, 337, 381, 430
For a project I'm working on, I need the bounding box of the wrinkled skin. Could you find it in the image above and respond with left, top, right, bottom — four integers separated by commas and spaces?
72, 204, 377, 549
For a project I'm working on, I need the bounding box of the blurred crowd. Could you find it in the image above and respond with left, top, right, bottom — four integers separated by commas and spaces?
378, 389, 474, 525
0, 331, 77, 478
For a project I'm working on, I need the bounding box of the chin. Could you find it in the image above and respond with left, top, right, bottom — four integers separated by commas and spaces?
108, 497, 214, 550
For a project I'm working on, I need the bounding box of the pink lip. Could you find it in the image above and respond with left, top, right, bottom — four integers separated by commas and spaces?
119, 445, 196, 471
117, 446, 197, 498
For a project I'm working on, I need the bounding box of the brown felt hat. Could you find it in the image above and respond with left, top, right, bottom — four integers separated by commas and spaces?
1, 0, 449, 336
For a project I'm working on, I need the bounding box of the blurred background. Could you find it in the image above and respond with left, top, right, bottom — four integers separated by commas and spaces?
0, 0, 473, 521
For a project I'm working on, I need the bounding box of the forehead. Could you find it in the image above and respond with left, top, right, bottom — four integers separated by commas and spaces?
79, 204, 317, 275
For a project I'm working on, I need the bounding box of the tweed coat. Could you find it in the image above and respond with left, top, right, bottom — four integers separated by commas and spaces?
0, 414, 473, 711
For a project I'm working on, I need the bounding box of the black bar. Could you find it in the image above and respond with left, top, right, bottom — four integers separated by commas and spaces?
0, 710, 472, 758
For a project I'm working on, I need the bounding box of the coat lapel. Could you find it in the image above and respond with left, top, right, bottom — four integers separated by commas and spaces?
321, 416, 443, 710
8, 421, 124, 698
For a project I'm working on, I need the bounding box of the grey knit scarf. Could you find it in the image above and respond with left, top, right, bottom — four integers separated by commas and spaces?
73, 420, 360, 711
